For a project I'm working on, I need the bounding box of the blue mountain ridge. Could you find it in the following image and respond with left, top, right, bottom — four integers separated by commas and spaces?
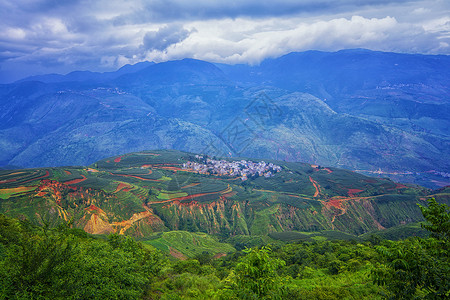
0, 49, 449, 188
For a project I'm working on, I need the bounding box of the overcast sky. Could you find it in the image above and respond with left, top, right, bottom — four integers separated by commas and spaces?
1, 0, 449, 82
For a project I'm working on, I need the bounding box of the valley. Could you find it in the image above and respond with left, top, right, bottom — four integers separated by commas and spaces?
1, 50, 449, 189
1, 149, 448, 259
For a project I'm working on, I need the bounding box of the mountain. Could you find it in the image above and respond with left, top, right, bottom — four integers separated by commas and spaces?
0, 150, 447, 238
0, 49, 449, 188
218, 49, 450, 138
16, 61, 155, 84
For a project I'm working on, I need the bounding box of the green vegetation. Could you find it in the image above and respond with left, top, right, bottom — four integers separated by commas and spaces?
1, 151, 449, 298
1, 150, 444, 238
0, 197, 448, 299
0, 186, 37, 199
144, 231, 235, 258
0, 215, 163, 299
156, 191, 188, 200
372, 198, 450, 299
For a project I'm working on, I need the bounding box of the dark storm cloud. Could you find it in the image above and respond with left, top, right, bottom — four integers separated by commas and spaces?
113, 0, 421, 23
142, 25, 193, 51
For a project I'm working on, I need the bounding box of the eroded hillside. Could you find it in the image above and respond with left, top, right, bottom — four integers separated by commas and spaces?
1, 150, 448, 238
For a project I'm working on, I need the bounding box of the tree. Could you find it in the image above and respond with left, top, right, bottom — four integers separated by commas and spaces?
0, 214, 162, 299
223, 246, 286, 299
418, 197, 450, 241
372, 198, 450, 299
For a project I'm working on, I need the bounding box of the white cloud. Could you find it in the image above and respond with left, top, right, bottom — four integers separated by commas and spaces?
142, 15, 448, 65
0, 0, 449, 82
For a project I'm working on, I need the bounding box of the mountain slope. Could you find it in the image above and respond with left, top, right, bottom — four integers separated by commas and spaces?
1, 50, 449, 188
1, 150, 447, 238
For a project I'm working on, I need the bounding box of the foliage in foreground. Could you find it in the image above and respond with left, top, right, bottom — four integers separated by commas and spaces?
372, 198, 450, 299
0, 197, 448, 299
0, 216, 163, 299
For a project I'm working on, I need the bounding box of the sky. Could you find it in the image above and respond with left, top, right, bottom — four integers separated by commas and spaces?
0, 0, 449, 83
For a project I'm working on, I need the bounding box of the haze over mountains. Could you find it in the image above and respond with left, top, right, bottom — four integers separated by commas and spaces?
1, 49, 449, 188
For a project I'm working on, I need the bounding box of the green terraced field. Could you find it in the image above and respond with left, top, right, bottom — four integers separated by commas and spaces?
0, 150, 446, 239
144, 231, 235, 258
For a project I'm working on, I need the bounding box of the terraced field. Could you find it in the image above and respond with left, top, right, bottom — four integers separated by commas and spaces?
0, 150, 445, 238
144, 231, 235, 259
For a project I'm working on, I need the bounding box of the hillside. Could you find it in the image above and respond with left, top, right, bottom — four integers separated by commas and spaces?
1, 150, 447, 238
0, 50, 449, 188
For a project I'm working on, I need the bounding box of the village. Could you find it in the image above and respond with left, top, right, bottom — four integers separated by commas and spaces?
182, 155, 282, 181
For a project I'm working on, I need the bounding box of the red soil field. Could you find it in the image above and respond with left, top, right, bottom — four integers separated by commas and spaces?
213, 253, 227, 259
181, 182, 201, 189
0, 178, 17, 184
109, 172, 161, 182
309, 176, 320, 197
150, 186, 232, 204
324, 168, 333, 174
151, 191, 220, 204
114, 156, 123, 163
325, 198, 345, 210
394, 183, 408, 189
64, 175, 87, 185
6, 171, 25, 176
85, 204, 105, 214
114, 182, 133, 193
347, 189, 364, 197
22, 170, 50, 184
169, 247, 187, 260
1, 186, 37, 194
64, 170, 72, 175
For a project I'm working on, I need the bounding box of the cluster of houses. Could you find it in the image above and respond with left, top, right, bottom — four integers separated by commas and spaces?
182, 155, 282, 181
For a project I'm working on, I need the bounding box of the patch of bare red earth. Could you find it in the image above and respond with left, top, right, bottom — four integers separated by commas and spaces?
152, 185, 234, 205
22, 170, 50, 184
169, 247, 187, 260
0, 178, 17, 184
114, 182, 133, 193
324, 168, 333, 174
309, 176, 321, 197
111, 210, 160, 234
347, 189, 364, 197
322, 197, 348, 228
213, 253, 227, 259
392, 183, 408, 190
109, 171, 162, 182
83, 204, 113, 234
181, 182, 201, 189
64, 175, 87, 185
114, 156, 123, 163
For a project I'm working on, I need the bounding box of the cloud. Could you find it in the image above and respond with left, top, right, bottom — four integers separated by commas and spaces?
142, 24, 193, 51
143, 15, 449, 65
114, 0, 423, 22
0, 0, 449, 82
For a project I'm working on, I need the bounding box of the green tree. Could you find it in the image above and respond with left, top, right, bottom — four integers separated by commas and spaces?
0, 214, 163, 299
418, 197, 450, 241
372, 198, 450, 299
224, 246, 286, 299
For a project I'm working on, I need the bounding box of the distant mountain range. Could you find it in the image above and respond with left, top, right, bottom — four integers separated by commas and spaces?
0, 49, 449, 188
